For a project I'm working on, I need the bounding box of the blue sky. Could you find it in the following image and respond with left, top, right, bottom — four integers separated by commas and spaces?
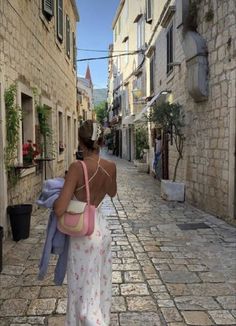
76, 0, 120, 89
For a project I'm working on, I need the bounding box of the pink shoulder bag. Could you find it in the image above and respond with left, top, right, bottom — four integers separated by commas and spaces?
57, 160, 96, 237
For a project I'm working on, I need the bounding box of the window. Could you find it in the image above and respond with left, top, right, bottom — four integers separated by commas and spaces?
166, 25, 173, 74
73, 118, 77, 151
66, 15, 71, 58
137, 18, 144, 49
56, 0, 63, 42
146, 0, 153, 23
136, 16, 145, 66
42, 0, 54, 20
72, 32, 76, 70
150, 54, 155, 94
125, 86, 129, 115
21, 94, 34, 146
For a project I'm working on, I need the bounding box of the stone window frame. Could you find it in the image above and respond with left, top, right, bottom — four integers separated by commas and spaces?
16, 82, 36, 177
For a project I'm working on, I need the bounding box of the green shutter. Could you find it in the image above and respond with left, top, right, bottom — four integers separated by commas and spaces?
72, 32, 77, 69
42, 0, 54, 19
57, 0, 63, 41
66, 15, 70, 57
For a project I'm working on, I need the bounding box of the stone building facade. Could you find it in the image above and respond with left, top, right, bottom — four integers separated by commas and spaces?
109, 0, 236, 222
0, 0, 79, 235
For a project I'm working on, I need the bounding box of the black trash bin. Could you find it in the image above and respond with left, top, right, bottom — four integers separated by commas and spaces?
7, 204, 32, 242
0, 226, 3, 272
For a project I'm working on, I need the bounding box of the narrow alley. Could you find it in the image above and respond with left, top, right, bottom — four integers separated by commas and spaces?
0, 154, 236, 326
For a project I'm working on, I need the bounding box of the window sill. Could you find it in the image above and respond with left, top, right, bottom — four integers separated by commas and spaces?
14, 164, 37, 178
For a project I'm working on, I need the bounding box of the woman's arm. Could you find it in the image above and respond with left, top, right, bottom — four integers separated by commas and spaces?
53, 162, 80, 217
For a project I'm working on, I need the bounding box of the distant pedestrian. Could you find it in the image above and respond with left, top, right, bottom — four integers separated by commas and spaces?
153, 134, 162, 180
54, 120, 117, 326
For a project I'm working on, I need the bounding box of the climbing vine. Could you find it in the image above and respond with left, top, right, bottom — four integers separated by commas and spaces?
4, 84, 22, 186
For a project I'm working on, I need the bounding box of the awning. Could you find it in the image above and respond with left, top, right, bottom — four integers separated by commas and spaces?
134, 91, 168, 123
122, 114, 135, 126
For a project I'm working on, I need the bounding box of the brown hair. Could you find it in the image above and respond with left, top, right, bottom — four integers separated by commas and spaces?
78, 120, 103, 150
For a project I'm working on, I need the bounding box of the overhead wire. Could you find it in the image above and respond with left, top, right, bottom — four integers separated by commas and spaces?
77, 50, 143, 62
77, 48, 136, 53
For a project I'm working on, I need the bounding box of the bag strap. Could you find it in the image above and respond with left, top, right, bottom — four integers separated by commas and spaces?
79, 160, 90, 205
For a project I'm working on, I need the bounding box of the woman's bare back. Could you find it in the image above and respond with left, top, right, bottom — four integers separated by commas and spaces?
74, 157, 117, 207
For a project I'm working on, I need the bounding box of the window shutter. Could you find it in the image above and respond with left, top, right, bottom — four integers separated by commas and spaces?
150, 55, 154, 94
66, 15, 71, 58
72, 32, 77, 69
42, 0, 54, 19
167, 25, 173, 74
146, 0, 152, 23
57, 0, 63, 41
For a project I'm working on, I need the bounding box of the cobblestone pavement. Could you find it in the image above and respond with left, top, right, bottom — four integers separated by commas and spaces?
1, 154, 236, 326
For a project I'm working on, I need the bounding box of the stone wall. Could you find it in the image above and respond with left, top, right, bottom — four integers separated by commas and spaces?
168, 0, 235, 221
0, 0, 78, 233
147, 0, 235, 221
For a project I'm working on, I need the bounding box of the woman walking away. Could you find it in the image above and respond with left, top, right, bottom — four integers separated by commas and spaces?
54, 120, 117, 326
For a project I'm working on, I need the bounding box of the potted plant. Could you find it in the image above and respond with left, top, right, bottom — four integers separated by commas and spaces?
22, 140, 40, 165
4, 84, 33, 241
134, 125, 149, 173
150, 101, 185, 201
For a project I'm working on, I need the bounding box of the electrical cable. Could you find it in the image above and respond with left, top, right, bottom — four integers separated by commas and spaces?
77, 48, 136, 53
77, 50, 142, 62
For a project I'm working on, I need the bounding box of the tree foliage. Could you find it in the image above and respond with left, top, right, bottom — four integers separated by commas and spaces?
4, 84, 22, 187
94, 101, 107, 125
149, 102, 185, 182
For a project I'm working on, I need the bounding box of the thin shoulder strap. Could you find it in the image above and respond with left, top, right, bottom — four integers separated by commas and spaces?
79, 161, 90, 205
98, 162, 111, 178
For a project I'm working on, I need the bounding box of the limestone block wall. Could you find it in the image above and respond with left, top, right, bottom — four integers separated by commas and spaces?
0, 0, 78, 232
149, 0, 235, 221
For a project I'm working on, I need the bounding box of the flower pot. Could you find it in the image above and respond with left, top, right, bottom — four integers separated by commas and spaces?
161, 180, 185, 202
7, 204, 32, 242
0, 226, 3, 272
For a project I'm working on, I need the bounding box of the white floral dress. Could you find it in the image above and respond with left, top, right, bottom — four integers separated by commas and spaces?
65, 204, 112, 326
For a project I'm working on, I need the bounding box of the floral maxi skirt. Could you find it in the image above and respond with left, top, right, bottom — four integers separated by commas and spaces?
65, 206, 112, 326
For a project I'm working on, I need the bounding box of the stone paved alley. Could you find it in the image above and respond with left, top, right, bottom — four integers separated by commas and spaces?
0, 155, 236, 326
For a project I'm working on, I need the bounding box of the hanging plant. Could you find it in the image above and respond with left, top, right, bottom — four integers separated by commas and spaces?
36, 104, 54, 159
4, 84, 22, 186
